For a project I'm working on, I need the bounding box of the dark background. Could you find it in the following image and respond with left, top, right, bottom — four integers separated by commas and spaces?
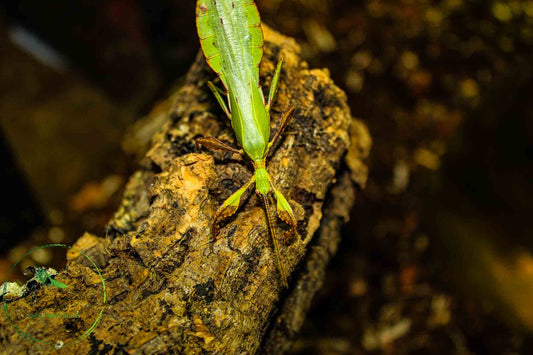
1, 0, 532, 353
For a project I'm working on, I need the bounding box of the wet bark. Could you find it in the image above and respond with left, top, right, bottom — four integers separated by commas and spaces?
0, 26, 370, 354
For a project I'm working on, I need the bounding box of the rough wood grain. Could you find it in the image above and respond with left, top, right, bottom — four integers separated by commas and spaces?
0, 26, 370, 354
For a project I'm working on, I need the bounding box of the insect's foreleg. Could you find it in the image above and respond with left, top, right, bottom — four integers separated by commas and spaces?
212, 175, 256, 238
265, 56, 284, 114
271, 183, 297, 244
266, 107, 295, 155
207, 81, 231, 120
196, 136, 243, 155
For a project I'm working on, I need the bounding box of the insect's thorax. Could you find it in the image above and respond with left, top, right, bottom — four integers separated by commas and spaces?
253, 161, 271, 195
228, 83, 270, 161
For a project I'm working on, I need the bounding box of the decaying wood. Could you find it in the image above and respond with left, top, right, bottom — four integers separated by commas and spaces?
0, 26, 370, 354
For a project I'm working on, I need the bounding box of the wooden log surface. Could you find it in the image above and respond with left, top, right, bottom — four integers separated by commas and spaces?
1, 26, 370, 354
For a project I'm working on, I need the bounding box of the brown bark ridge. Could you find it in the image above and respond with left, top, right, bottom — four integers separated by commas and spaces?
0, 25, 370, 354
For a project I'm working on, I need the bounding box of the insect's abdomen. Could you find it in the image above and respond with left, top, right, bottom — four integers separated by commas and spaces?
230, 84, 270, 161
197, 0, 270, 161
196, 0, 263, 90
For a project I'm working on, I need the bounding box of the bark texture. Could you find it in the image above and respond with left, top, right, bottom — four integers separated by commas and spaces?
0, 26, 370, 354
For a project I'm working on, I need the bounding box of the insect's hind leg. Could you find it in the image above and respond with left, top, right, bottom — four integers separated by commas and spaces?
266, 56, 284, 114
207, 81, 231, 120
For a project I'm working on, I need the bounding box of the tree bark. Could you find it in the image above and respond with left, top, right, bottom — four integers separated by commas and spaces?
1, 26, 370, 354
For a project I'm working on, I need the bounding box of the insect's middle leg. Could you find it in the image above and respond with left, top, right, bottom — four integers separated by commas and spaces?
196, 136, 243, 155
266, 106, 295, 155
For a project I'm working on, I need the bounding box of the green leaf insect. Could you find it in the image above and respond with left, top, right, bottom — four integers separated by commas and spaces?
32, 267, 69, 289
196, 0, 297, 287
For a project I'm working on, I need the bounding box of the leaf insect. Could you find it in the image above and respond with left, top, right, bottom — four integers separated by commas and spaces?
27, 266, 69, 289
37, 269, 69, 289
196, 0, 297, 287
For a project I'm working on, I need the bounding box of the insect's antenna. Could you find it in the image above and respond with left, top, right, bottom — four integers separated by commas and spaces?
261, 194, 288, 288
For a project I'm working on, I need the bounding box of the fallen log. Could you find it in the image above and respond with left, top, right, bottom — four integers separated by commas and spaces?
1, 26, 370, 354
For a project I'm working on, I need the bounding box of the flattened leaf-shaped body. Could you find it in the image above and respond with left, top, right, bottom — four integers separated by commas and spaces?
196, 0, 270, 161
228, 85, 270, 161
196, 0, 263, 86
